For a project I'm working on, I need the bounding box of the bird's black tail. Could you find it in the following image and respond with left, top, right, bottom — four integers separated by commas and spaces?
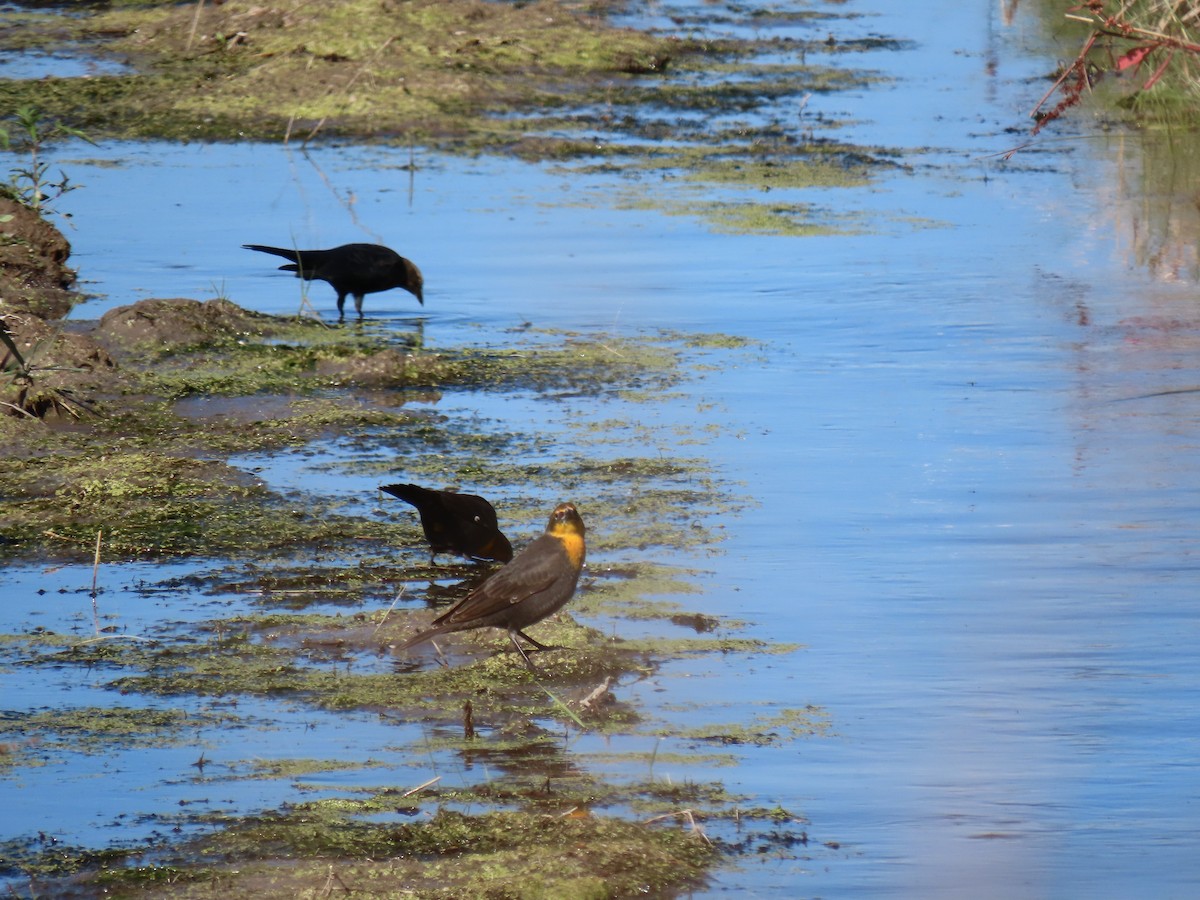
243, 244, 300, 263
379, 483, 429, 509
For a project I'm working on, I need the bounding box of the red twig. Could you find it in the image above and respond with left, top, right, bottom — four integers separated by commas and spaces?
1030, 2, 1200, 132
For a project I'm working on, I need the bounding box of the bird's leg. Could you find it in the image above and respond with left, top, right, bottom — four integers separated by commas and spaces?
336, 292, 347, 322
514, 629, 556, 653
508, 630, 544, 674
429, 638, 450, 668
354, 294, 365, 320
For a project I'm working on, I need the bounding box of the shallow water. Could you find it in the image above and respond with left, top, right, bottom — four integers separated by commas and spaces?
5, 0, 1200, 896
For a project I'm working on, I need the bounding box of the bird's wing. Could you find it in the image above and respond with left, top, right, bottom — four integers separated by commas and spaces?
433, 535, 562, 626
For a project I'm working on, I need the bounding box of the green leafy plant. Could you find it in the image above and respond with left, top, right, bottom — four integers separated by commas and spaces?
0, 105, 95, 215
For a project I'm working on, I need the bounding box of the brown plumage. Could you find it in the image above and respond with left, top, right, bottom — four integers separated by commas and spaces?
243, 242, 423, 321
380, 483, 513, 563
396, 502, 586, 670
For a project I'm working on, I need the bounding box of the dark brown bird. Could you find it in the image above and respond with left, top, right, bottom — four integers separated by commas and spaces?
380, 483, 513, 564
395, 502, 586, 670
243, 242, 423, 321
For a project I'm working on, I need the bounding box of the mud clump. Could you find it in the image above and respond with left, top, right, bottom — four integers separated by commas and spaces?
0, 196, 81, 319
314, 346, 439, 385
95, 297, 306, 356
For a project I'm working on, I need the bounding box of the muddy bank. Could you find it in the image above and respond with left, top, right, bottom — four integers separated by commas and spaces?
0, 0, 693, 144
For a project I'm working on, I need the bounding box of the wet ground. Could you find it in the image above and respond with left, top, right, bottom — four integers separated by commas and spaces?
4, 0, 1200, 897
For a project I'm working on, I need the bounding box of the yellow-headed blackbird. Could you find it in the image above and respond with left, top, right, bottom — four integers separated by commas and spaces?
380, 483, 513, 563
243, 243, 423, 321
395, 502, 586, 670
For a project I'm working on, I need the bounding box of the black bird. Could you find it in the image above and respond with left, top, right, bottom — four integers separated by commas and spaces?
380, 483, 513, 564
243, 242, 424, 321
395, 502, 586, 670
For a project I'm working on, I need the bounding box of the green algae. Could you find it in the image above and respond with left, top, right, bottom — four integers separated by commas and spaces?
690, 199, 866, 236
1, 597, 802, 749
241, 757, 385, 780
667, 706, 833, 747
435, 770, 746, 816
3, 740, 816, 895
0, 321, 716, 563
3, 805, 715, 897
120, 809, 713, 898
123, 329, 686, 403
0, 705, 245, 753
584, 748, 740, 769
0, 452, 406, 559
